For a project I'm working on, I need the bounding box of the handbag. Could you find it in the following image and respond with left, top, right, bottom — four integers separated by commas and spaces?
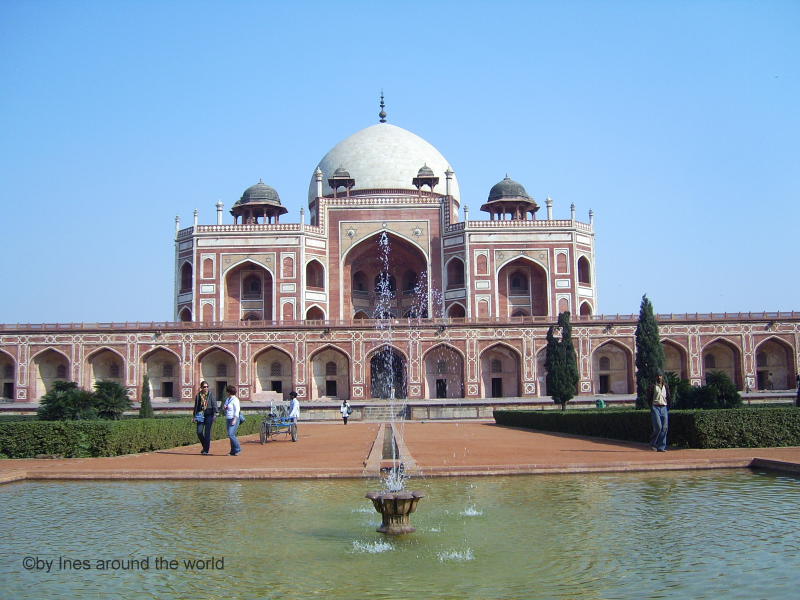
195, 412, 205, 423
238, 413, 246, 424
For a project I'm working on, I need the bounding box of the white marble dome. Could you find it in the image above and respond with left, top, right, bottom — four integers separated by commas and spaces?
308, 123, 460, 204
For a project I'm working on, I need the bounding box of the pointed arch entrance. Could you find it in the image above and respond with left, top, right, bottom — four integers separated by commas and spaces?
423, 345, 464, 399
198, 348, 237, 400
224, 261, 274, 321
480, 344, 520, 398
369, 345, 407, 399
754, 338, 795, 390
701, 339, 742, 389
662, 340, 688, 380
497, 257, 548, 317
592, 341, 633, 394
142, 348, 180, 401
254, 347, 293, 399
0, 350, 15, 400
32, 349, 70, 399
343, 232, 428, 320
310, 347, 350, 400
87, 348, 125, 389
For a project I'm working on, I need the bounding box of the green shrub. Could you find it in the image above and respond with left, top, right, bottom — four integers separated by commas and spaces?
139, 374, 154, 419
672, 372, 742, 409
0, 412, 264, 458
93, 380, 132, 420
37, 381, 98, 421
493, 407, 800, 449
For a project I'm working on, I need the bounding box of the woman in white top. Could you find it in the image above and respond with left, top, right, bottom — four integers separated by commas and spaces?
339, 400, 351, 425
223, 385, 242, 456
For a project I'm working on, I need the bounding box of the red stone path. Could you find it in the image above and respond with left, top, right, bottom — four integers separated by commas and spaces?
2, 421, 800, 483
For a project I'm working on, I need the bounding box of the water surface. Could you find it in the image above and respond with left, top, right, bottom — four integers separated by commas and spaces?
1, 470, 798, 599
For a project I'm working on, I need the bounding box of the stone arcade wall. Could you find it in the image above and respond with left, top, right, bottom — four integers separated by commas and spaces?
1, 313, 798, 403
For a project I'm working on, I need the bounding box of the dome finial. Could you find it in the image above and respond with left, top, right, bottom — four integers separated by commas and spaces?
378, 90, 387, 123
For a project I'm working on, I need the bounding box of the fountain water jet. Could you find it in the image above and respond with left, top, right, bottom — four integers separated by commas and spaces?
365, 231, 425, 533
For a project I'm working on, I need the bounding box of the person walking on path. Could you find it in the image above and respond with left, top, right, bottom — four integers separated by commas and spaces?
649, 374, 670, 452
192, 381, 218, 455
340, 400, 352, 424
223, 385, 241, 456
287, 391, 300, 423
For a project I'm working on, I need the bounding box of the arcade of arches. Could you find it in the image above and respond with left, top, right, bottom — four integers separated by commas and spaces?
4, 331, 798, 403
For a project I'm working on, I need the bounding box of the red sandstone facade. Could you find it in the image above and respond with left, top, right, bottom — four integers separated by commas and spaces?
1, 118, 798, 404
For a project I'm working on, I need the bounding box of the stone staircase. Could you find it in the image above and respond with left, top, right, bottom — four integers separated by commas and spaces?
362, 404, 408, 421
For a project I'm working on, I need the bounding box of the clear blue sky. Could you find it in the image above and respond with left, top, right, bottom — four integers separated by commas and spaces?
1, 0, 797, 323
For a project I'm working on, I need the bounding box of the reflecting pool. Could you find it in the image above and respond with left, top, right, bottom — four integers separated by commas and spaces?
1, 470, 798, 599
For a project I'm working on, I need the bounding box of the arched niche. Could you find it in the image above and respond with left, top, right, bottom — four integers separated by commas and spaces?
446, 257, 465, 289
368, 345, 407, 400
180, 262, 193, 293
224, 261, 273, 321
306, 259, 325, 290
497, 257, 547, 317
306, 306, 325, 320
423, 345, 464, 399
198, 347, 237, 401
142, 348, 180, 401
579, 302, 592, 317
754, 337, 795, 390
254, 347, 293, 400
87, 348, 125, 389
592, 341, 633, 394
578, 256, 591, 286
0, 350, 16, 400
479, 344, 520, 398
32, 349, 70, 399
310, 347, 350, 400
178, 307, 192, 322
447, 303, 466, 318
662, 340, 688, 380
343, 232, 428, 323
701, 338, 742, 389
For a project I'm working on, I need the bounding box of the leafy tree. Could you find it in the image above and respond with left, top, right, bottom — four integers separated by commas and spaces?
139, 373, 154, 419
545, 311, 580, 410
37, 381, 97, 421
635, 295, 665, 409
93, 380, 132, 420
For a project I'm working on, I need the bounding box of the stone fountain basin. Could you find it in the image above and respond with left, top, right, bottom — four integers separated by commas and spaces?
365, 490, 425, 535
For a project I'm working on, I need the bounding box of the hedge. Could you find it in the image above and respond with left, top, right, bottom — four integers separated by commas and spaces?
493, 407, 800, 449
0, 413, 263, 459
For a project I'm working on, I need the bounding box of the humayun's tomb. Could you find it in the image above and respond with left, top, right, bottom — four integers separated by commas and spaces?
1, 102, 798, 411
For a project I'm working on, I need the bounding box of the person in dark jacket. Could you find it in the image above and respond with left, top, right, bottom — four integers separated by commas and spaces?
192, 381, 218, 455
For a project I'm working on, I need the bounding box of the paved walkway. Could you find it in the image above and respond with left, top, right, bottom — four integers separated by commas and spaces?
2, 421, 800, 483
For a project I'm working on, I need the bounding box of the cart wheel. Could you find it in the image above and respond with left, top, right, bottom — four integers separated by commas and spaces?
260, 421, 270, 444
290, 424, 298, 442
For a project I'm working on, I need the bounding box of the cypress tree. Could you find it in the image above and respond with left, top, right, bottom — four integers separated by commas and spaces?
139, 373, 154, 418
545, 311, 580, 410
635, 294, 665, 409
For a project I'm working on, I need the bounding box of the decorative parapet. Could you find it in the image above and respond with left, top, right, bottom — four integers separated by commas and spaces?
447, 219, 593, 233
177, 223, 326, 237
196, 224, 302, 233
2, 311, 798, 333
